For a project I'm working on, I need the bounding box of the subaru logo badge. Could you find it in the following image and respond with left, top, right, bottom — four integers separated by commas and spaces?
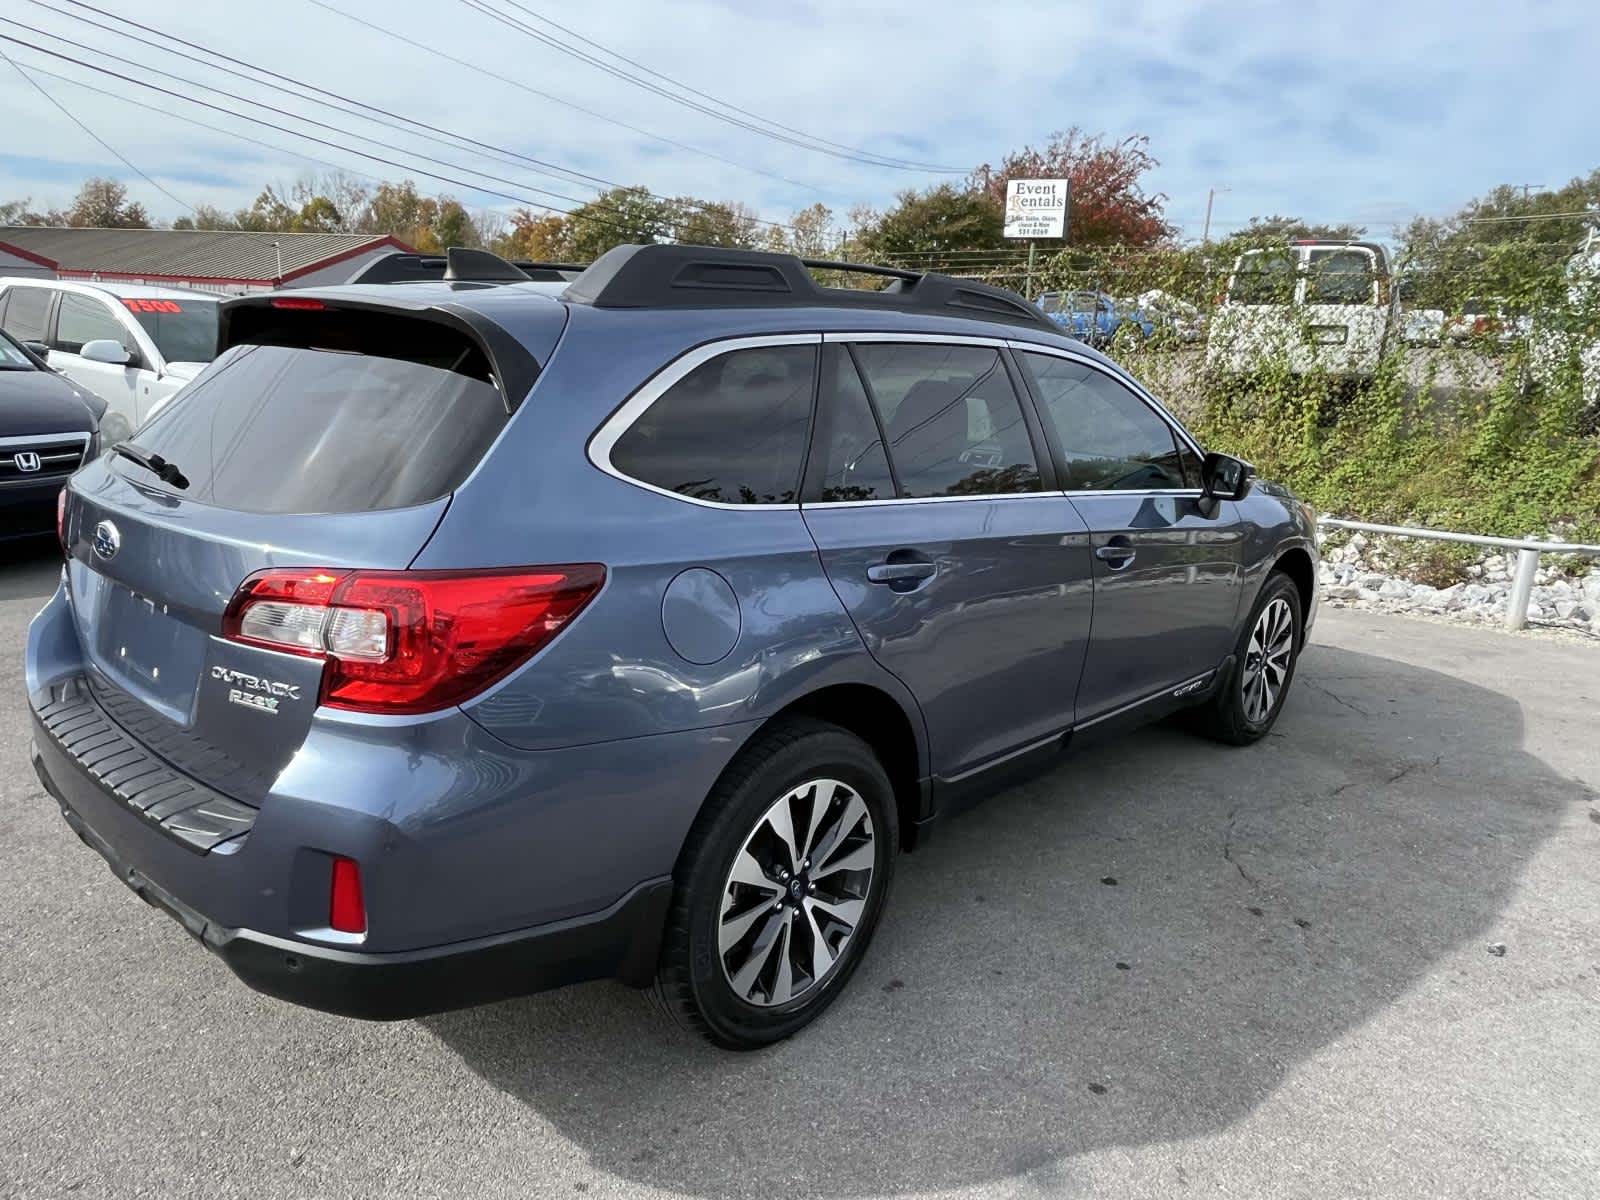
92, 520, 121, 560
13, 451, 41, 473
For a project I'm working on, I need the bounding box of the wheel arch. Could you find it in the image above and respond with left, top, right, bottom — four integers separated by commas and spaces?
1270, 545, 1316, 640
735, 682, 929, 853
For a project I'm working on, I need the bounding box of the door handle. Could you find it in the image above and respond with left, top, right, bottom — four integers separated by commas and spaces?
867, 560, 938, 585
1095, 539, 1137, 569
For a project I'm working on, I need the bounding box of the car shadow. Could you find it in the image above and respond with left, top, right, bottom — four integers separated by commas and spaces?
428, 640, 1581, 1197
0, 537, 63, 603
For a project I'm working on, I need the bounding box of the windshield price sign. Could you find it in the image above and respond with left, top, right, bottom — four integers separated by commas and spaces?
1003, 178, 1069, 240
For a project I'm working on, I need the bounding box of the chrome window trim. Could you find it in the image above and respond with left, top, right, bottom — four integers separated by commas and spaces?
821, 331, 1011, 348
806, 490, 1069, 509
587, 333, 821, 512
1004, 339, 1205, 459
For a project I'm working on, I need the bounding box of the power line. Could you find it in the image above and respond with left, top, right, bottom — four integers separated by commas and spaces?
0, 41, 194, 214
28, 2, 804, 234
0, 29, 654, 238
488, 0, 965, 174
458, 0, 965, 174
16, 60, 526, 227
301, 0, 823, 197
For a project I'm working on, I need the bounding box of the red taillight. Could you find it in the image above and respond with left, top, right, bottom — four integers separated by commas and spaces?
329, 856, 366, 934
269, 296, 326, 310
222, 565, 605, 714
56, 488, 67, 552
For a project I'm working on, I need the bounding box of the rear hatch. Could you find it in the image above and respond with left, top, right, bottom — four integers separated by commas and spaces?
59, 292, 554, 806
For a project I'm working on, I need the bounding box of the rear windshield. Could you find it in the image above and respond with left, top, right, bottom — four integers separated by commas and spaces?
1229, 251, 1296, 305
120, 297, 219, 363
1304, 249, 1377, 305
124, 316, 506, 514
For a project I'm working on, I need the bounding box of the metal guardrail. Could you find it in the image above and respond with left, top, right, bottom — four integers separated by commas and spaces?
1317, 517, 1600, 631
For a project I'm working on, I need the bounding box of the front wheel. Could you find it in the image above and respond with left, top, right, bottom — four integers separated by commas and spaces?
1194, 572, 1303, 745
654, 718, 897, 1049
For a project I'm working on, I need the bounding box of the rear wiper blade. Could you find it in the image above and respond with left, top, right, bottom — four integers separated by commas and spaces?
111, 442, 189, 490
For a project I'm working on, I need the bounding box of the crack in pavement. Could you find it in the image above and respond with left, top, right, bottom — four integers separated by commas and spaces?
1305, 677, 1372, 718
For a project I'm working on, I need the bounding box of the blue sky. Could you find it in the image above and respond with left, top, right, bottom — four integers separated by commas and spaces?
0, 0, 1597, 242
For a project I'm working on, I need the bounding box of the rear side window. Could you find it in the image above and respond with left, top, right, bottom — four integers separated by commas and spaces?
1021, 353, 1193, 491
609, 344, 815, 505
851, 343, 1040, 498
54, 294, 130, 356
126, 315, 508, 515
1, 285, 52, 342
811, 346, 894, 502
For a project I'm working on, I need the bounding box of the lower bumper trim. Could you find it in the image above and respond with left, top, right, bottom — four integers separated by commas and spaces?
41, 748, 672, 1021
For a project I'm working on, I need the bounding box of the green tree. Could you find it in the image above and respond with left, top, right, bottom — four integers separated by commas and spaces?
563, 187, 673, 260
852, 184, 1003, 270
66, 178, 149, 228
671, 198, 758, 248
293, 194, 343, 233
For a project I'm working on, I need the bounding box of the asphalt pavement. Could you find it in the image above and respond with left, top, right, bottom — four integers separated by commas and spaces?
3, 535, 1597, 1200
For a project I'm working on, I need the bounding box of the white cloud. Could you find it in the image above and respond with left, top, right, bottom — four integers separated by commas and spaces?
0, 0, 1596, 240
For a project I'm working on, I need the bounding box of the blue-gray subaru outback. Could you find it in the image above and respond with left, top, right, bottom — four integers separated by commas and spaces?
26, 245, 1317, 1049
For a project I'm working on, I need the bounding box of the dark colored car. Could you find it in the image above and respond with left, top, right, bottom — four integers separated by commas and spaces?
27, 246, 1318, 1049
1, 329, 105, 540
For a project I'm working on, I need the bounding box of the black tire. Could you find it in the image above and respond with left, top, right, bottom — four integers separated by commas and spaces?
1193, 571, 1304, 745
654, 717, 897, 1050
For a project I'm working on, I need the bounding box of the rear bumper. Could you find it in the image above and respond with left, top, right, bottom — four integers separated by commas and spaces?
36, 737, 672, 1019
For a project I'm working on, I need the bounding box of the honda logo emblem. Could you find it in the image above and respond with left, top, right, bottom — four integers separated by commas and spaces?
13, 451, 41, 473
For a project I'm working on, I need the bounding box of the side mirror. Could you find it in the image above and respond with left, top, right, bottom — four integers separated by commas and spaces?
80, 339, 132, 366
21, 340, 49, 362
1200, 451, 1256, 502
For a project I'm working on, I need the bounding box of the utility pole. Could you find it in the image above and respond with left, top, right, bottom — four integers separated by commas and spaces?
1514, 184, 1544, 201
1202, 185, 1230, 244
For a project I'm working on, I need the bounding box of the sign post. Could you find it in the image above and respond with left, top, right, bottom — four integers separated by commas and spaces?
1003, 178, 1069, 301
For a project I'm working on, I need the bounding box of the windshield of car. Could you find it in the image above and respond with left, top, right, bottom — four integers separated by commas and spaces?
1037, 293, 1067, 313
119, 297, 220, 364
0, 330, 38, 371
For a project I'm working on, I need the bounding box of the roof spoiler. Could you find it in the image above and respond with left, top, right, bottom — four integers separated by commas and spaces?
561, 244, 1056, 331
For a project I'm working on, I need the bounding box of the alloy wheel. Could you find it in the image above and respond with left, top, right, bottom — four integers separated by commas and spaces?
1241, 596, 1294, 723
718, 778, 876, 1008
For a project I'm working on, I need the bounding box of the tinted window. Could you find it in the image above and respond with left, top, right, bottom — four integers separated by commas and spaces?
1229, 251, 1296, 305
54, 294, 129, 356
126, 337, 507, 514
611, 344, 814, 505
120, 297, 219, 363
1021, 353, 1189, 491
852, 343, 1040, 498
1, 285, 52, 342
1305, 249, 1376, 305
812, 346, 894, 501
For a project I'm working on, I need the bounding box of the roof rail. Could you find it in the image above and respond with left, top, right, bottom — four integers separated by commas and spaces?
561, 244, 1056, 331
347, 248, 586, 285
